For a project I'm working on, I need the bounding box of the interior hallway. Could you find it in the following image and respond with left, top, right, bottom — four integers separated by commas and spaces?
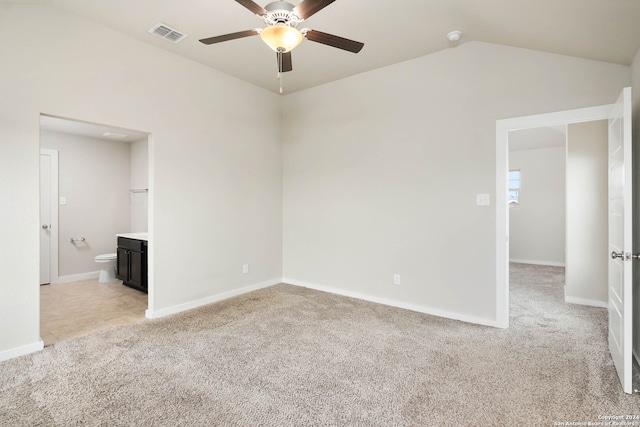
40, 278, 147, 346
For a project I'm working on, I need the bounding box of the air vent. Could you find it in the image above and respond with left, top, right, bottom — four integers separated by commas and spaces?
148, 23, 187, 43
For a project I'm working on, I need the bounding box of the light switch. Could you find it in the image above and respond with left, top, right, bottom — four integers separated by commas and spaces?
476, 194, 490, 206
59, 196, 67, 205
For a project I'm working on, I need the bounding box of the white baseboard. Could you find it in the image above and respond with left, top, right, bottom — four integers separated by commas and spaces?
510, 258, 565, 267
0, 339, 44, 363
53, 271, 99, 284
145, 278, 282, 319
283, 277, 502, 328
564, 295, 607, 308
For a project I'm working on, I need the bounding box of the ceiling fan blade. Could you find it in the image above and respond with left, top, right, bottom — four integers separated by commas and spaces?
278, 51, 293, 72
235, 0, 267, 16
199, 29, 259, 45
294, 0, 336, 19
304, 29, 364, 53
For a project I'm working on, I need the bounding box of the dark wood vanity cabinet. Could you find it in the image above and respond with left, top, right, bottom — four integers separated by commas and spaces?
116, 237, 147, 293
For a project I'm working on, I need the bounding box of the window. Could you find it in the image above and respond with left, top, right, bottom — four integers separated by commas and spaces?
509, 170, 520, 207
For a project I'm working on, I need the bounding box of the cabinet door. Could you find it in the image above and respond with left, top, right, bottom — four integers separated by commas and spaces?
128, 250, 144, 289
116, 247, 129, 281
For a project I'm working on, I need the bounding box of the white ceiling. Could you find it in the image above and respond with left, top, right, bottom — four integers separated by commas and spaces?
40, 115, 149, 143
23, 0, 640, 94
509, 125, 567, 151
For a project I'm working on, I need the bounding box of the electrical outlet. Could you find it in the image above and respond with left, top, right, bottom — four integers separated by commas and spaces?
243, 264, 249, 274
393, 274, 401, 285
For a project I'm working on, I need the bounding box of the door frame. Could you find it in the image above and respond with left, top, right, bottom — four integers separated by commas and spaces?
495, 104, 613, 328
40, 148, 59, 284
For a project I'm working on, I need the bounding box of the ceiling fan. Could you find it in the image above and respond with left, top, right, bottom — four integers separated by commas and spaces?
199, 0, 364, 92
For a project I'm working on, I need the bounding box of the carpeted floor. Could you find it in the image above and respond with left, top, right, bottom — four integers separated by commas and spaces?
1, 263, 638, 426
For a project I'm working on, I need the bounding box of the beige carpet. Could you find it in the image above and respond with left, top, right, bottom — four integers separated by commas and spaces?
1, 263, 639, 426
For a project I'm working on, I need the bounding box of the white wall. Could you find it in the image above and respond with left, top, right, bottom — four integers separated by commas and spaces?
509, 146, 566, 266
282, 41, 630, 325
130, 139, 148, 232
565, 120, 608, 306
40, 130, 131, 278
0, 5, 282, 359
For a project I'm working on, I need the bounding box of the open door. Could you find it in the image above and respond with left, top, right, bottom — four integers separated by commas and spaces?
39, 153, 51, 285
608, 86, 633, 394
39, 149, 58, 285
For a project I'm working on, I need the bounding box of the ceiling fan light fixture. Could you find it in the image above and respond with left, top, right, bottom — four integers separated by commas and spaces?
260, 24, 303, 53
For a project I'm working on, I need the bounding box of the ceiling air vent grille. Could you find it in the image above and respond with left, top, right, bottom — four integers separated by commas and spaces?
148, 23, 187, 43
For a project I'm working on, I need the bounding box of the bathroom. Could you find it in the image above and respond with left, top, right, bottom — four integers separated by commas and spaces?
39, 115, 149, 344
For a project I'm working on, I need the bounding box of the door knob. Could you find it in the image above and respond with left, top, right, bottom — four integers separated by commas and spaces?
611, 251, 624, 260
41, 224, 49, 230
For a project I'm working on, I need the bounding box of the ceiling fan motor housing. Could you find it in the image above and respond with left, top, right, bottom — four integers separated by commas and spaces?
264, 1, 301, 27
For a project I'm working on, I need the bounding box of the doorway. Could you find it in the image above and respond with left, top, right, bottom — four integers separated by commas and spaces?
495, 104, 613, 327
39, 114, 150, 345
508, 122, 610, 309
496, 93, 637, 393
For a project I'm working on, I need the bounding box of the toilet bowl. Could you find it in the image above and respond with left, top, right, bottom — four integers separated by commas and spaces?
95, 253, 117, 283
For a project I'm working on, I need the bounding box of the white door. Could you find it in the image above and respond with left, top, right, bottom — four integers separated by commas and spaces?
608, 86, 633, 394
40, 153, 51, 285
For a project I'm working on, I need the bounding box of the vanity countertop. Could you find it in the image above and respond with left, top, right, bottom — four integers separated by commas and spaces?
117, 232, 148, 241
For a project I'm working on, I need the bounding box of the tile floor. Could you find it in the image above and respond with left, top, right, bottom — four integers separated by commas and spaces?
40, 278, 148, 346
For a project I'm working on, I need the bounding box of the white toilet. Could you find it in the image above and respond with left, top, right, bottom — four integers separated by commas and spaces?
95, 253, 117, 282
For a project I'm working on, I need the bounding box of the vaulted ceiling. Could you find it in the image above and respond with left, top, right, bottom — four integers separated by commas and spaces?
12, 0, 640, 94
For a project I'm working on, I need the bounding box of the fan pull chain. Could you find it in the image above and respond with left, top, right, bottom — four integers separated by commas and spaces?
277, 51, 284, 94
